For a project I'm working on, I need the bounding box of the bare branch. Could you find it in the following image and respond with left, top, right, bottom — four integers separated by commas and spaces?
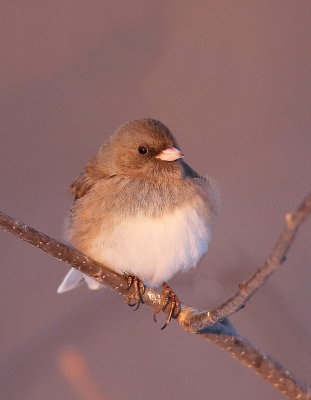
186, 191, 311, 330
1, 191, 311, 399
201, 329, 311, 400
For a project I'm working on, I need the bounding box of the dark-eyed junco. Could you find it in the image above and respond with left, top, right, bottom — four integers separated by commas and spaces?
58, 119, 219, 326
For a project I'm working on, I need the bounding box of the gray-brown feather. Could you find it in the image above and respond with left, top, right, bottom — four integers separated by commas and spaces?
67, 119, 219, 255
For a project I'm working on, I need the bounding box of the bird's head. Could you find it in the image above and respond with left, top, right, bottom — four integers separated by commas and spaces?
98, 119, 184, 179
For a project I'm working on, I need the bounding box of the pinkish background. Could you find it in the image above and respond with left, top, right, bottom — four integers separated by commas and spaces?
1, 2, 311, 399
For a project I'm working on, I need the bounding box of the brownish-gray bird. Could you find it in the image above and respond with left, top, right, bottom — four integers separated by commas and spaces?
57, 119, 219, 327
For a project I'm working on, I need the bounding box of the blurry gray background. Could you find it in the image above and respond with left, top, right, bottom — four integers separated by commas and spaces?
1, 2, 311, 399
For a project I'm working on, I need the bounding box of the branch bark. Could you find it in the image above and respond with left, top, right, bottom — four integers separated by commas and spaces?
0, 191, 311, 400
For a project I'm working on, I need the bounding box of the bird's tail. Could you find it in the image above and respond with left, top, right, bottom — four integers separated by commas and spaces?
57, 268, 102, 293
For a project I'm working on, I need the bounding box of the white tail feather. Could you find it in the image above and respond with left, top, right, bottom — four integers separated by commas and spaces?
57, 268, 84, 293
57, 268, 103, 293
84, 275, 103, 290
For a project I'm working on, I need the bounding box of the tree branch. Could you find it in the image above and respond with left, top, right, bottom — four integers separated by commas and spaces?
1, 191, 311, 400
184, 191, 311, 330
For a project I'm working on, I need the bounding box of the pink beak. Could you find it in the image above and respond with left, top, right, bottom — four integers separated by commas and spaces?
156, 146, 184, 162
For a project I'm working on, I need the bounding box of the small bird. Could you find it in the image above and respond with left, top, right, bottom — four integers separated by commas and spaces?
58, 119, 219, 328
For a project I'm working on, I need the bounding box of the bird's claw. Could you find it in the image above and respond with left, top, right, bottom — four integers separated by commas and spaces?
125, 278, 180, 329
125, 275, 145, 310
154, 282, 180, 330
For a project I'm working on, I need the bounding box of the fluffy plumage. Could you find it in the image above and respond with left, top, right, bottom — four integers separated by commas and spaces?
57, 119, 219, 293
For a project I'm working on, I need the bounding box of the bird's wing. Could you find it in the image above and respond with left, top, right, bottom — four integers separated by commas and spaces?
180, 160, 205, 180
70, 156, 112, 200
181, 160, 220, 219
71, 170, 97, 200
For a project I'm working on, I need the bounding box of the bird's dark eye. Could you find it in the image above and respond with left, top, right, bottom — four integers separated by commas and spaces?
138, 146, 148, 155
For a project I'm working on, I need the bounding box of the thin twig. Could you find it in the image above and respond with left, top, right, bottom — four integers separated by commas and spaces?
185, 191, 311, 330
0, 191, 311, 400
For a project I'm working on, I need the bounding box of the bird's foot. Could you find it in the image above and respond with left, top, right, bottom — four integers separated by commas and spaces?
154, 282, 181, 330
125, 275, 145, 311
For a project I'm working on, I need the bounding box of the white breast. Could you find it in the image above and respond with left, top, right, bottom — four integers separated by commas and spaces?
87, 205, 211, 287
